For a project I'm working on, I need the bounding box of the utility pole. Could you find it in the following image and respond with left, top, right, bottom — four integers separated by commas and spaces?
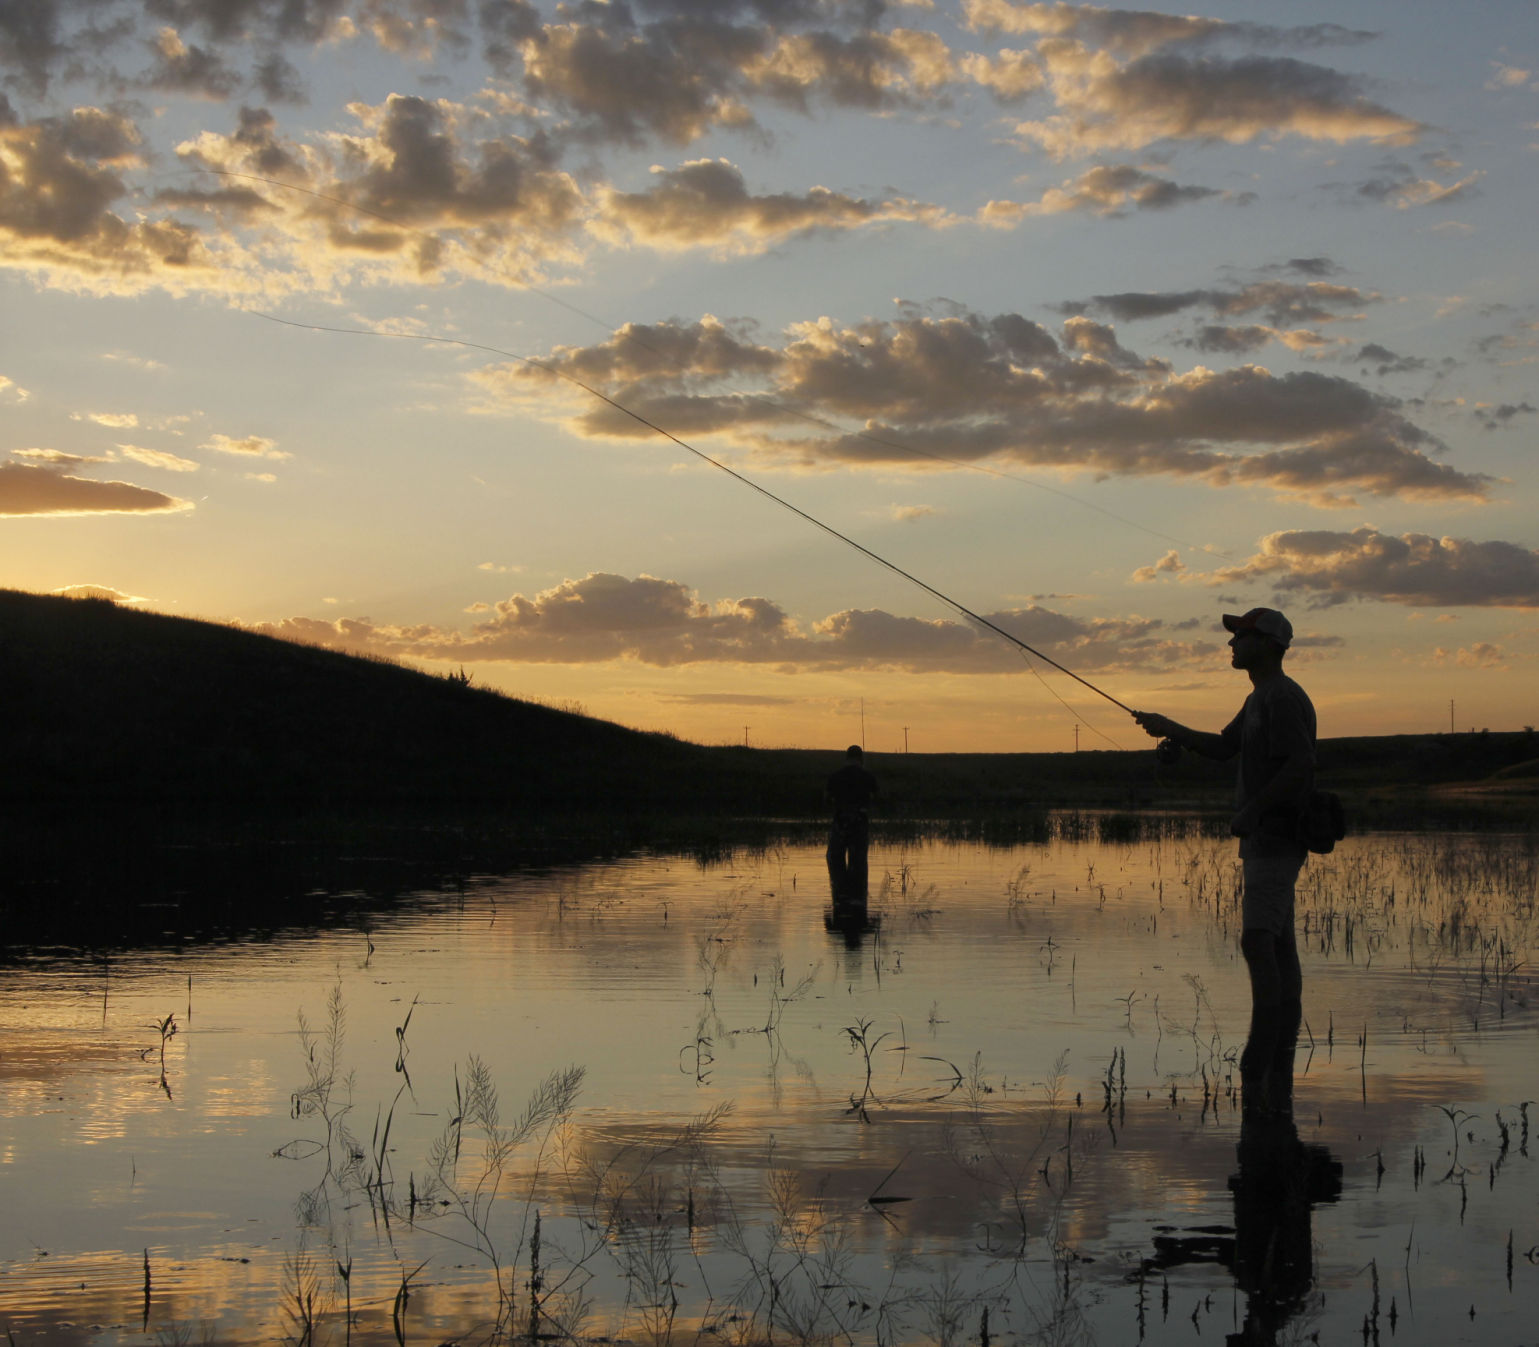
860, 698, 866, 751
1450, 699, 1455, 734
903, 726, 909, 754
743, 725, 751, 747
1073, 723, 1080, 753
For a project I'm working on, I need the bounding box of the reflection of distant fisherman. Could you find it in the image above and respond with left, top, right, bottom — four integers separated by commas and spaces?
826, 745, 878, 897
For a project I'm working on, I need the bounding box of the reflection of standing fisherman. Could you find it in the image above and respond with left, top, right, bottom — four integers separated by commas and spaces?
1132, 608, 1315, 1118
1225, 1109, 1342, 1344
1141, 1085, 1341, 1345
826, 745, 878, 897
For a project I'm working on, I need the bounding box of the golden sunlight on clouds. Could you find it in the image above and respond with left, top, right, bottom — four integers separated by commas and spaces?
200, 433, 288, 459
77, 411, 139, 428
118, 444, 201, 472
50, 583, 146, 601
1, 0, 1533, 746
593, 159, 952, 255
0, 461, 194, 516
1012, 41, 1422, 159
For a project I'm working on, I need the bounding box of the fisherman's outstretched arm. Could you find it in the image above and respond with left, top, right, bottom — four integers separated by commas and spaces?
1130, 711, 1233, 761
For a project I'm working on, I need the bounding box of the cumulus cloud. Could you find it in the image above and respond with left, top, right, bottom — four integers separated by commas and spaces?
169, 95, 602, 288
1433, 642, 1509, 669
593, 158, 950, 253
0, 105, 211, 290
1485, 62, 1532, 92
142, 25, 242, 98
1473, 401, 1537, 431
0, 374, 29, 402
958, 46, 1044, 100
982, 162, 1226, 220
514, 15, 960, 147
1189, 324, 1336, 356
0, 1, 1443, 302
0, 458, 194, 515
475, 305, 1488, 507
1476, 320, 1539, 369
746, 27, 957, 109
1008, 45, 1420, 159
118, 443, 202, 471
962, 2, 1375, 58
518, 18, 762, 146
1078, 281, 1377, 326
75, 410, 139, 428
12, 447, 108, 466
1353, 343, 1429, 376
1208, 526, 1539, 608
251, 570, 1219, 674
201, 432, 288, 459
1346, 159, 1483, 209
168, 89, 956, 281
1131, 549, 1184, 582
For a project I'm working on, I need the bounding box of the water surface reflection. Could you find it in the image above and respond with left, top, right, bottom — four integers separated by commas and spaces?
1, 828, 1535, 1345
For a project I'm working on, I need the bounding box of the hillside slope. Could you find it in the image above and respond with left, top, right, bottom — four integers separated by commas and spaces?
3, 590, 1534, 822
0, 589, 750, 812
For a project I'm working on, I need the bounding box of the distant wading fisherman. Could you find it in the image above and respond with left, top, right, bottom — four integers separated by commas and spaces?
1132, 608, 1316, 1118
826, 745, 879, 898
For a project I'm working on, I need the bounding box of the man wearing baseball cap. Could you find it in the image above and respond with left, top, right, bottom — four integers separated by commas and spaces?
1132, 607, 1316, 1118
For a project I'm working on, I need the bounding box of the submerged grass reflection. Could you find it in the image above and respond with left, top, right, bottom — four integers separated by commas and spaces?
265, 980, 1124, 1346
264, 829, 1537, 1346
5, 828, 1539, 1345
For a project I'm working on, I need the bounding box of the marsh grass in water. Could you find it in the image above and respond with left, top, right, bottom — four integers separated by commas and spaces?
2, 827, 1539, 1344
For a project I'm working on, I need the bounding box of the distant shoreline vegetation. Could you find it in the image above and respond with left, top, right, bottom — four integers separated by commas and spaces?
3, 588, 1536, 827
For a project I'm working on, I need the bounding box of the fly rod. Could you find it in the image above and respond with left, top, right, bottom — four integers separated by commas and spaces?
205, 169, 1222, 561
252, 311, 1139, 723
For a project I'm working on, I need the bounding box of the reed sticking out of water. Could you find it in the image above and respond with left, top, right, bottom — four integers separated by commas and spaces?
842, 1017, 890, 1120
336, 1255, 352, 1347
370, 1084, 406, 1224
1360, 1022, 1368, 1105
137, 1012, 179, 1099
282, 1249, 319, 1346
527, 1210, 543, 1342
390, 1261, 428, 1347
1364, 1258, 1381, 1344
393, 993, 420, 1093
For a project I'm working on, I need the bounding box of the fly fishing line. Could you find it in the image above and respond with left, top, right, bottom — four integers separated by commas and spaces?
251, 310, 1139, 745
202, 168, 1227, 561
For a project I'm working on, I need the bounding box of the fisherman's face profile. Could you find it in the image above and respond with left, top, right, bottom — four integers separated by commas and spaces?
1228, 628, 1282, 672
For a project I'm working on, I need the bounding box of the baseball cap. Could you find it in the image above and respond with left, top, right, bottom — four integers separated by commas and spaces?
1222, 607, 1293, 648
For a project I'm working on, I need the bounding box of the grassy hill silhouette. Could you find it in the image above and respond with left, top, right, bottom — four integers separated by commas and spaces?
3, 588, 1534, 823
0, 588, 765, 814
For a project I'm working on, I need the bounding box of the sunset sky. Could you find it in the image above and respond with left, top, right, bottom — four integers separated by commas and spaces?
3, 0, 1536, 753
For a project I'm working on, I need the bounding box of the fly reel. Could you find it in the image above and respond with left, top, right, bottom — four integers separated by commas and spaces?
1154, 737, 1183, 765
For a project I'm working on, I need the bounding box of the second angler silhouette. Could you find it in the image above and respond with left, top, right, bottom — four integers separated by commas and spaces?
825, 744, 878, 901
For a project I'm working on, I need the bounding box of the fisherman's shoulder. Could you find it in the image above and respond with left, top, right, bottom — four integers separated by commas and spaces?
1275, 672, 1315, 710
1253, 670, 1312, 706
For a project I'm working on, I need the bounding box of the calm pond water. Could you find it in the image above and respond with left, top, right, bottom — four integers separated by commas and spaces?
2, 825, 1537, 1346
